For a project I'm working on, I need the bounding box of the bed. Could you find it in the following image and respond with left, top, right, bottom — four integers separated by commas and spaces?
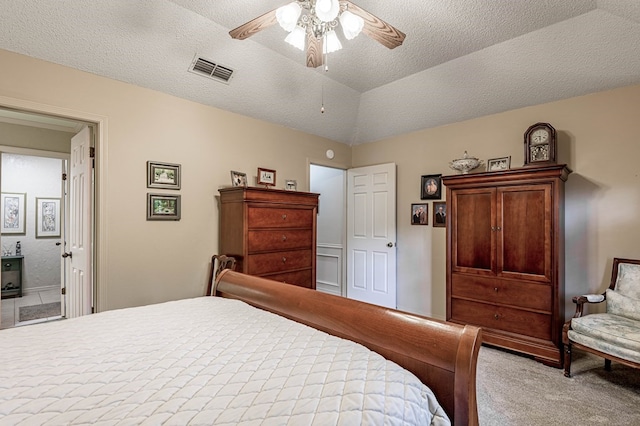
0, 270, 481, 425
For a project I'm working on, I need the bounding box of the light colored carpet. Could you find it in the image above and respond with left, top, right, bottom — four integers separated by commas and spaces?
477, 346, 640, 425
19, 302, 61, 322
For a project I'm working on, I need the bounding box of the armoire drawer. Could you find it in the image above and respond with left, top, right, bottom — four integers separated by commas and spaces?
262, 269, 313, 288
451, 298, 551, 340
248, 207, 313, 229
451, 274, 551, 312
248, 229, 313, 252
247, 250, 312, 275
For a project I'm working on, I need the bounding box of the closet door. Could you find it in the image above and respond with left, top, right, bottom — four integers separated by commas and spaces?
450, 187, 496, 276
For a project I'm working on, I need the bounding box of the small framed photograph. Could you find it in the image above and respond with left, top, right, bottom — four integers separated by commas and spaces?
420, 174, 442, 200
433, 201, 447, 228
147, 193, 181, 220
487, 156, 511, 171
285, 179, 297, 191
36, 197, 61, 238
1, 192, 26, 234
147, 161, 181, 190
230, 170, 247, 187
257, 167, 276, 187
411, 203, 428, 225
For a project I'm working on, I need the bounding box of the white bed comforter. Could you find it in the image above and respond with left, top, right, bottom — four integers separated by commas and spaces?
0, 297, 449, 425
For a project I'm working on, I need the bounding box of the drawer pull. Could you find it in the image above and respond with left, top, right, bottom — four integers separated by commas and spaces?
282, 257, 287, 263
282, 214, 287, 220
494, 313, 500, 320
4, 263, 10, 268
494, 287, 499, 292
282, 235, 287, 241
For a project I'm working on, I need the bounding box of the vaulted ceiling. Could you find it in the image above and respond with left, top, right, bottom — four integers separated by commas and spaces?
1, 1, 639, 145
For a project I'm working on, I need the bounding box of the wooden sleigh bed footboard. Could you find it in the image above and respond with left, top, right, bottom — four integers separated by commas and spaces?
214, 270, 482, 425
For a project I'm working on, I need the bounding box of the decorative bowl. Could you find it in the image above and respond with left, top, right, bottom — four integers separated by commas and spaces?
449, 151, 483, 174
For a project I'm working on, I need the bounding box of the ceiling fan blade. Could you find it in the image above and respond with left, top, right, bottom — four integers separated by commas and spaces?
229, 8, 278, 40
306, 32, 324, 68
344, 1, 406, 49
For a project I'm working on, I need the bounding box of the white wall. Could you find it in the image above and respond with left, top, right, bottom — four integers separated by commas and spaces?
1, 153, 63, 292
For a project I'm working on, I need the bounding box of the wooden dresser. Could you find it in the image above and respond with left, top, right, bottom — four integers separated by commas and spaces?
442, 164, 571, 367
218, 187, 319, 289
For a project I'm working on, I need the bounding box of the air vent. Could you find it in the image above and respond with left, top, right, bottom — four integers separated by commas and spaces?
188, 56, 234, 84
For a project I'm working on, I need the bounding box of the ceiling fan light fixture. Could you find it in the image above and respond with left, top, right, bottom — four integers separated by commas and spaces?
285, 25, 306, 51
315, 0, 340, 22
324, 30, 342, 53
276, 2, 302, 32
339, 10, 364, 40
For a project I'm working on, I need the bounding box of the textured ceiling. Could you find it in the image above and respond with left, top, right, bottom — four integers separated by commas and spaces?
0, 0, 639, 145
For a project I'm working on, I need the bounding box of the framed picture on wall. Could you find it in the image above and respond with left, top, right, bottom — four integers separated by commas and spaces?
1, 192, 26, 235
433, 201, 447, 228
36, 197, 61, 238
147, 161, 181, 189
420, 174, 442, 200
411, 203, 428, 225
147, 193, 181, 220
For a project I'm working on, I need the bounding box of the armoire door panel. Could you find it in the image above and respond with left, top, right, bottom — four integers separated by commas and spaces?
498, 185, 552, 281
452, 189, 495, 274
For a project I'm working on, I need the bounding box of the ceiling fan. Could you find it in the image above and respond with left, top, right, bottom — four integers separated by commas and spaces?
229, 0, 406, 68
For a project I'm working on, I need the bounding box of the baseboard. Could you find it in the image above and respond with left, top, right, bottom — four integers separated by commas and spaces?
22, 285, 59, 295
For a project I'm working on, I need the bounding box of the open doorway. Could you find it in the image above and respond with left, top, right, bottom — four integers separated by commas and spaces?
0, 152, 66, 328
0, 107, 95, 329
310, 164, 346, 296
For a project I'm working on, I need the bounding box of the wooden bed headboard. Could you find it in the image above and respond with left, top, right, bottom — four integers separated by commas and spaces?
215, 270, 482, 425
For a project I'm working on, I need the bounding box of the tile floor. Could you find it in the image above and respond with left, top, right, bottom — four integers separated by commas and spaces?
1, 288, 61, 329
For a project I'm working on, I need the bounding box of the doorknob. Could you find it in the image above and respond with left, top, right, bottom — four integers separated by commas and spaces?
387, 242, 394, 247
62, 252, 72, 259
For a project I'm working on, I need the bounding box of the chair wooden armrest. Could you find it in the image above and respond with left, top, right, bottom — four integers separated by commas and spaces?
571, 293, 606, 318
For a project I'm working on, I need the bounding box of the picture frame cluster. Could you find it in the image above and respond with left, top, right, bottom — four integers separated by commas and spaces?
146, 161, 181, 221
230, 167, 296, 191
413, 174, 446, 227
0, 192, 62, 238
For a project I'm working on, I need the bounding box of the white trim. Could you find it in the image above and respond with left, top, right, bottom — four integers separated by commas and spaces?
0, 95, 108, 313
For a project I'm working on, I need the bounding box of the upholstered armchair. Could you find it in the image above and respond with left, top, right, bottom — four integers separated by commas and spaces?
563, 258, 640, 377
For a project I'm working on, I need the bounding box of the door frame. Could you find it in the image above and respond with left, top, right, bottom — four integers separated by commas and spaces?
0, 95, 108, 312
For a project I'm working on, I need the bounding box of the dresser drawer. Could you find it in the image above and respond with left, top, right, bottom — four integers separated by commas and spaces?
248, 207, 314, 229
452, 274, 551, 312
247, 250, 313, 275
248, 229, 313, 252
262, 269, 313, 288
451, 299, 551, 340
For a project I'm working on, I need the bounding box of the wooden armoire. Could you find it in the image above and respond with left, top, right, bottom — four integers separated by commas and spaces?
218, 186, 319, 289
442, 164, 571, 367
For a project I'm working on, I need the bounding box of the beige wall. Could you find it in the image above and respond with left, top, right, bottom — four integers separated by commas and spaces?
0, 49, 351, 311
3, 47, 639, 320
353, 84, 640, 319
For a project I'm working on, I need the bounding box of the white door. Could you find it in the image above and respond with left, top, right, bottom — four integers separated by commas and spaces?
66, 126, 92, 318
346, 163, 396, 308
